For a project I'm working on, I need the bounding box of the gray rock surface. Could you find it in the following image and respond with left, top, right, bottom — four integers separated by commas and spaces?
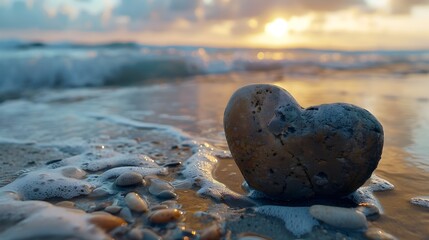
224, 84, 383, 200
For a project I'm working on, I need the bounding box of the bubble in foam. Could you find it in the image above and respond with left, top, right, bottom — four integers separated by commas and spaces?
255, 205, 318, 237
2, 167, 93, 200
410, 196, 429, 208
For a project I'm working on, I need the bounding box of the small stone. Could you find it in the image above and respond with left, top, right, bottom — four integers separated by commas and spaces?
156, 190, 177, 200
105, 205, 122, 214
61, 166, 86, 179
119, 207, 134, 223
365, 228, 398, 240
125, 192, 148, 213
127, 228, 143, 240
150, 204, 169, 211
89, 187, 111, 199
224, 84, 384, 200
115, 172, 143, 187
149, 209, 182, 224
55, 201, 75, 208
238, 232, 270, 240
200, 224, 224, 240
149, 178, 175, 197
142, 229, 162, 240
88, 213, 126, 232
357, 203, 380, 220
309, 205, 368, 229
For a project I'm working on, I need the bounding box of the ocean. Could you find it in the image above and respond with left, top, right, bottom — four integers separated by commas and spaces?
0, 41, 428, 239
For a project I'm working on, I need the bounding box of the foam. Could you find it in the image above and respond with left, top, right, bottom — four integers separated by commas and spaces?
410, 196, 429, 208
2, 167, 93, 200
255, 205, 319, 237
173, 147, 251, 205
349, 174, 394, 214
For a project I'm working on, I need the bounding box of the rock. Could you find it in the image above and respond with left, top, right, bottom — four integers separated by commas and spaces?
365, 228, 398, 240
356, 203, 380, 220
88, 187, 111, 199
88, 213, 126, 232
105, 205, 122, 214
149, 209, 182, 224
141, 229, 162, 240
200, 224, 224, 240
119, 207, 134, 223
127, 228, 143, 240
115, 172, 143, 187
156, 190, 177, 199
309, 205, 368, 229
224, 84, 383, 200
55, 201, 75, 208
149, 178, 175, 198
125, 192, 148, 213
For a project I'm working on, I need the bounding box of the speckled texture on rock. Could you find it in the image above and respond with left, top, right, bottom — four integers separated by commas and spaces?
224, 84, 383, 200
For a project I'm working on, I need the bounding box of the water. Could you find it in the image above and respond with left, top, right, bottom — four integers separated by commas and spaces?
0, 42, 428, 239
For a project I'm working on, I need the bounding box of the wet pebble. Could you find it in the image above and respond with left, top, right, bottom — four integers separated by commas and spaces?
238, 232, 270, 240
149, 178, 176, 199
127, 228, 143, 240
150, 204, 169, 211
125, 192, 148, 213
115, 172, 144, 187
105, 205, 122, 214
200, 224, 223, 240
149, 209, 182, 224
356, 203, 380, 220
365, 228, 398, 240
55, 201, 75, 208
309, 205, 368, 229
88, 213, 126, 232
61, 166, 86, 179
157, 190, 177, 199
119, 207, 134, 223
142, 228, 162, 240
89, 187, 111, 199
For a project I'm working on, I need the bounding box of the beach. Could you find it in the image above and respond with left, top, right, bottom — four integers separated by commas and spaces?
0, 45, 428, 239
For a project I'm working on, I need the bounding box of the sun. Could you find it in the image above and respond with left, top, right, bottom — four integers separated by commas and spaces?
265, 18, 289, 38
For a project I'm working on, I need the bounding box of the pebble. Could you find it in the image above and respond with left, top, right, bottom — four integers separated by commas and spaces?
125, 192, 148, 213
89, 187, 111, 199
127, 228, 143, 240
88, 213, 126, 232
119, 207, 134, 223
115, 171, 144, 187
150, 204, 169, 211
105, 205, 122, 214
149, 209, 182, 224
365, 228, 398, 240
200, 224, 223, 240
357, 203, 380, 220
142, 228, 162, 240
61, 166, 86, 179
224, 84, 384, 200
156, 190, 177, 199
238, 232, 270, 240
149, 178, 176, 198
55, 201, 75, 208
309, 205, 368, 229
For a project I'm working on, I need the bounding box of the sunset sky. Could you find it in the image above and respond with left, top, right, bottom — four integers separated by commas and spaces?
1, 0, 429, 49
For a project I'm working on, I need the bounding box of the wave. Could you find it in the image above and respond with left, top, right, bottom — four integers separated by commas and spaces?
1, 40, 429, 94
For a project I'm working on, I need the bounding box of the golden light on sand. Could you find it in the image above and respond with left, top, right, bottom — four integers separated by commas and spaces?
265, 18, 289, 38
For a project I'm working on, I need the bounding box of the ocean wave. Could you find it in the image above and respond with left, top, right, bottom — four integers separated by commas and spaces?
1, 41, 429, 94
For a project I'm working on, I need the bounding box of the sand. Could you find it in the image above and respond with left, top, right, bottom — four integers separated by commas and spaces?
0, 72, 428, 239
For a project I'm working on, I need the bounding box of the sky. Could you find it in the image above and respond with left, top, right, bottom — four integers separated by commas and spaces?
1, 0, 429, 49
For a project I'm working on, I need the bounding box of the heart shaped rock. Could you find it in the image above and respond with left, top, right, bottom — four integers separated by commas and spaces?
224, 84, 383, 200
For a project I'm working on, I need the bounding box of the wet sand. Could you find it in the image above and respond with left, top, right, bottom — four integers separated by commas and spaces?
0, 72, 428, 239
